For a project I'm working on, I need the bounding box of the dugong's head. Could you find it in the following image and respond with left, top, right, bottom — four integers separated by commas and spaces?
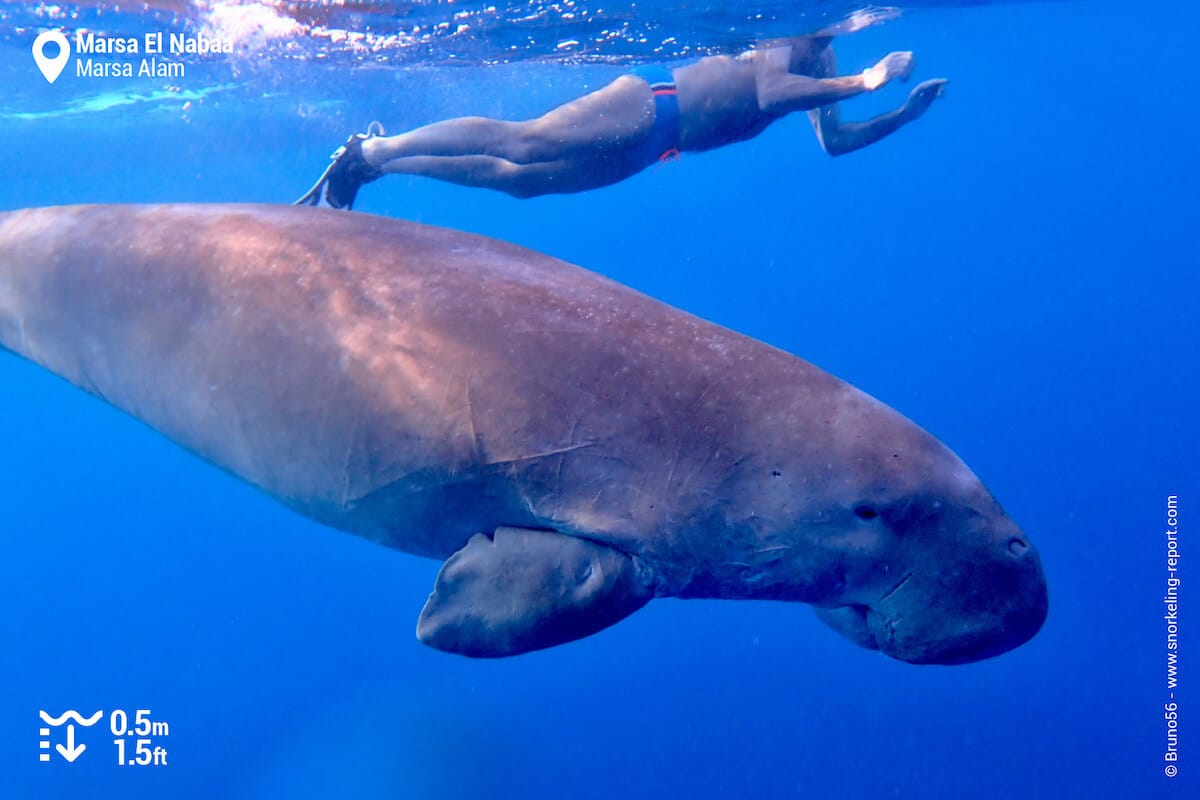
797, 390, 1048, 665
714, 382, 1048, 665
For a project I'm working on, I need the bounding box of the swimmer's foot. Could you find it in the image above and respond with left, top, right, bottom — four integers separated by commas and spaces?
863, 51, 915, 91
293, 127, 385, 210
903, 78, 949, 121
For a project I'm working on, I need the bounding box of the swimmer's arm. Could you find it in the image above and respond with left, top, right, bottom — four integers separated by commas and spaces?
753, 47, 872, 114
808, 104, 908, 156
800, 44, 946, 157
808, 79, 947, 156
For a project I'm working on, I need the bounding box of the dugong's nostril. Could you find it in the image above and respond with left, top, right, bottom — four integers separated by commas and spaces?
1007, 537, 1029, 556
853, 505, 879, 521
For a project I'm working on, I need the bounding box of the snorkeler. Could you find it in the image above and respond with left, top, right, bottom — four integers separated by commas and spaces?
295, 10, 947, 208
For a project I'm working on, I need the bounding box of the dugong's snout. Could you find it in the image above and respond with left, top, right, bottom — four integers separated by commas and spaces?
815, 499, 1048, 665
869, 526, 1048, 664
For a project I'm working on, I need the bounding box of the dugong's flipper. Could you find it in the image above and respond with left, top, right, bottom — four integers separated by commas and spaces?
814, 606, 880, 652
417, 527, 655, 657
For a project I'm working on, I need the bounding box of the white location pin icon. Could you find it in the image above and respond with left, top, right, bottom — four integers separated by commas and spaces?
32, 31, 70, 84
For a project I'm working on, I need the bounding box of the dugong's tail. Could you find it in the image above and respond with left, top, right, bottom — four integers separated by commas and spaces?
0, 207, 56, 364
0, 206, 129, 394
0, 204, 310, 492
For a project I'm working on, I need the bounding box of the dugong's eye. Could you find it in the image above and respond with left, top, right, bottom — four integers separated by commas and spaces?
853, 505, 879, 521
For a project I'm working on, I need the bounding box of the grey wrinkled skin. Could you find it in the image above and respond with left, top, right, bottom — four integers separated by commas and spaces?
0, 204, 1047, 663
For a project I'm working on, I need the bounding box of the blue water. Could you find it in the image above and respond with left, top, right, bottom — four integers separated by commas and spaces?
0, 1, 1196, 798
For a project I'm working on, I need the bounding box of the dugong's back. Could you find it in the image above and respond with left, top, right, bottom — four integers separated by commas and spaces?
0, 204, 823, 557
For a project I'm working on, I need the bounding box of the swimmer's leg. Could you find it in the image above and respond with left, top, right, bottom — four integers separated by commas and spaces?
805, 47, 947, 156
297, 76, 655, 207
376, 154, 643, 199
362, 76, 654, 167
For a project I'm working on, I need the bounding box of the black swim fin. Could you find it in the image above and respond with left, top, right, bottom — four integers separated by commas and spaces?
293, 125, 384, 210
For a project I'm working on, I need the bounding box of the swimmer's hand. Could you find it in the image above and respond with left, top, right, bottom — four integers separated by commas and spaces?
863, 51, 915, 91
902, 78, 949, 120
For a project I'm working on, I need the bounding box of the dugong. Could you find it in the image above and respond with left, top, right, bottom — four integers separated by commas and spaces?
0, 204, 1046, 662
